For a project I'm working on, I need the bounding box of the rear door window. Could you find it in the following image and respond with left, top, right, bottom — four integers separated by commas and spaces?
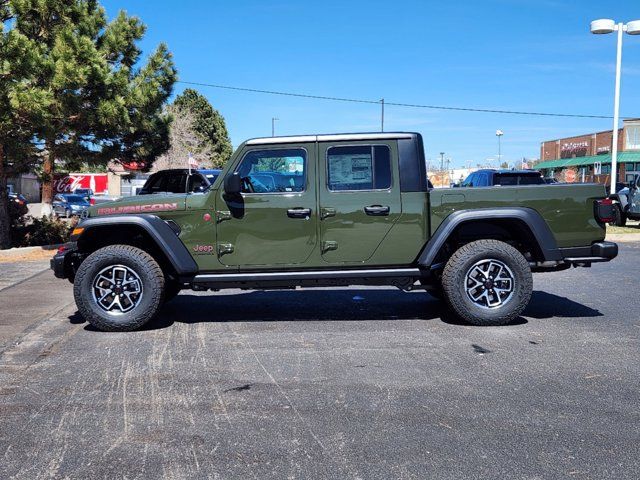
144, 174, 167, 193
327, 145, 391, 191
164, 174, 187, 193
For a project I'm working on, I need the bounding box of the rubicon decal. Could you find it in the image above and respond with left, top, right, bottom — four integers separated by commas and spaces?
97, 203, 179, 215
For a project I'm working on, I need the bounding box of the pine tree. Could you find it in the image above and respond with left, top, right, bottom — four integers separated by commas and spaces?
173, 89, 232, 168
0, 1, 177, 247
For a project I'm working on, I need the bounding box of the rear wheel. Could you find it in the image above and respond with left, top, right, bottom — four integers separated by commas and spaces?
73, 245, 165, 331
441, 240, 532, 326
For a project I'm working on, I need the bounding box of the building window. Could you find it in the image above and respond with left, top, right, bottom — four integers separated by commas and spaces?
625, 126, 640, 150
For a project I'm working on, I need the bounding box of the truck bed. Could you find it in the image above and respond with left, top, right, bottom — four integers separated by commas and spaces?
429, 183, 607, 248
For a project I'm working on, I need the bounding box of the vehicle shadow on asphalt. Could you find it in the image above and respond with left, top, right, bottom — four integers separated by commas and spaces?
523, 291, 603, 319
70, 289, 601, 332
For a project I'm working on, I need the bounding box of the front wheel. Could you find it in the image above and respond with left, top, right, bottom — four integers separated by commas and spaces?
73, 245, 165, 331
441, 240, 532, 326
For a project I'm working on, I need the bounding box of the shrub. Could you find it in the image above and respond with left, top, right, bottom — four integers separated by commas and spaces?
11, 215, 77, 247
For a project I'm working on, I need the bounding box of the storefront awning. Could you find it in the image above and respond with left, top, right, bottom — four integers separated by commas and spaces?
536, 151, 640, 170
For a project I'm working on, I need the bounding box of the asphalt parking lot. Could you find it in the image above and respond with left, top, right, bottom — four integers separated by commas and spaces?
1, 243, 639, 479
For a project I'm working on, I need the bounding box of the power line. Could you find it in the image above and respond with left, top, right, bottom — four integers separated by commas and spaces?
177, 80, 623, 120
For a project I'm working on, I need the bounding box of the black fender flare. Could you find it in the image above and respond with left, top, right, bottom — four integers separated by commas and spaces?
74, 214, 198, 276
417, 207, 561, 267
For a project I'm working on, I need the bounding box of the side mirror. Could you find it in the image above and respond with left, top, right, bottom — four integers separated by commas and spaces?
224, 173, 242, 195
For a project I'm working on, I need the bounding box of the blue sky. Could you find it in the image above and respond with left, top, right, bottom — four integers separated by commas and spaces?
102, 0, 639, 168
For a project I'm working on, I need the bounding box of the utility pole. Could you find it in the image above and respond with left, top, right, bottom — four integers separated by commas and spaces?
272, 117, 279, 137
445, 158, 451, 187
439, 152, 445, 172
380, 99, 385, 132
496, 130, 504, 165
590, 18, 640, 194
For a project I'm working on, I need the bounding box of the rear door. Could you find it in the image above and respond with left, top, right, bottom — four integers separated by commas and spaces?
318, 141, 402, 263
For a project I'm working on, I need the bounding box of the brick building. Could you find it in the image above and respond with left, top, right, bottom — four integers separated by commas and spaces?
536, 118, 640, 184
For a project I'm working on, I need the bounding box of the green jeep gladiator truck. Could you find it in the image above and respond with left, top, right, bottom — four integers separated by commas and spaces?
51, 132, 618, 331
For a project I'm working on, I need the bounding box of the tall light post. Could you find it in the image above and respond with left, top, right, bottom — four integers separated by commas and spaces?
496, 130, 504, 166
271, 117, 279, 137
590, 19, 640, 194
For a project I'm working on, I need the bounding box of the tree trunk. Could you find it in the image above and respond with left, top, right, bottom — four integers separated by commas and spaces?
41, 143, 54, 215
0, 144, 12, 249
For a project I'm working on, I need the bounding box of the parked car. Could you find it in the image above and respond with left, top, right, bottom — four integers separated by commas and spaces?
74, 188, 95, 205
52, 194, 90, 218
52, 132, 617, 332
609, 175, 639, 226
138, 169, 222, 195
7, 192, 28, 217
461, 169, 545, 187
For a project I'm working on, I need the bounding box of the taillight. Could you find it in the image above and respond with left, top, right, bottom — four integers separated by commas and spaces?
90, 198, 96, 205
595, 198, 614, 223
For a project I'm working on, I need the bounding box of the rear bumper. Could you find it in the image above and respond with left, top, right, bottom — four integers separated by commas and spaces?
560, 241, 618, 265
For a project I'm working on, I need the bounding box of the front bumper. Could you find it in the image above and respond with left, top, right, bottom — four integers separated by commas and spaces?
560, 241, 618, 265
50, 243, 79, 280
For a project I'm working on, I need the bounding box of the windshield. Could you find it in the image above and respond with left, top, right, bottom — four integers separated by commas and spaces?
64, 195, 86, 203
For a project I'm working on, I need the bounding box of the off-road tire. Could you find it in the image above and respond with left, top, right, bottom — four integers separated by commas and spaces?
73, 245, 165, 331
441, 239, 532, 326
613, 205, 627, 227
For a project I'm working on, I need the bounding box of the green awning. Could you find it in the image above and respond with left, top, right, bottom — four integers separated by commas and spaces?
536, 151, 640, 170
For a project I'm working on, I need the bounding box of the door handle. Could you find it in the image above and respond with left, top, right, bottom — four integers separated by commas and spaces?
364, 205, 390, 216
287, 208, 311, 219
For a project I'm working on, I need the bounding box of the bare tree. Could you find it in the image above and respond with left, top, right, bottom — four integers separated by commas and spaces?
152, 105, 214, 172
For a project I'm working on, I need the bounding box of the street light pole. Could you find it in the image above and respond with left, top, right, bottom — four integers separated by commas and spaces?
591, 18, 640, 195
496, 130, 504, 166
380, 99, 385, 132
272, 117, 279, 137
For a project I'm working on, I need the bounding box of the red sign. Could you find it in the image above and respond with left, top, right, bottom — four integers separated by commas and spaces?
53, 174, 108, 194
564, 169, 577, 183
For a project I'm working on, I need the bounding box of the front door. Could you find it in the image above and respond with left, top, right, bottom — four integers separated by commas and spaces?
215, 144, 317, 267
318, 141, 402, 264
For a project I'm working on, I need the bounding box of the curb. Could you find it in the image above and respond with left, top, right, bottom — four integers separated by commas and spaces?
0, 244, 61, 258
605, 233, 640, 243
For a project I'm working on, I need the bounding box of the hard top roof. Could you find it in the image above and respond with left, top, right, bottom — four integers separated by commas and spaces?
245, 132, 418, 145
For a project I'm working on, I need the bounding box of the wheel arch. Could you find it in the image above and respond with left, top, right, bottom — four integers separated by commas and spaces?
418, 207, 561, 267
74, 214, 198, 279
